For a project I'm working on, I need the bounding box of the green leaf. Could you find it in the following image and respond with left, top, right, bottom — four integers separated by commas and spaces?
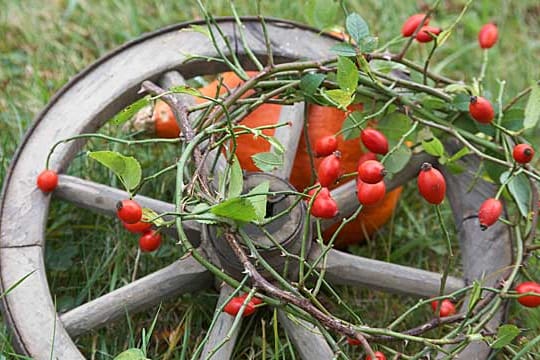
329, 43, 357, 57
491, 325, 520, 349
191, 203, 220, 224
114, 349, 149, 360
210, 198, 257, 223
447, 146, 470, 163
252, 152, 283, 172
452, 93, 470, 112
384, 144, 411, 174
359, 36, 378, 53
246, 181, 270, 222
88, 151, 142, 192
111, 97, 150, 125
524, 82, 540, 129
422, 137, 445, 157
337, 57, 358, 94
502, 108, 525, 131
421, 96, 448, 111
345, 13, 369, 43
468, 280, 482, 312
377, 112, 412, 144
228, 156, 243, 198
323, 89, 352, 109
342, 111, 364, 140
267, 136, 285, 155
370, 60, 407, 74
445, 83, 473, 94
502, 171, 531, 218
300, 73, 326, 96
141, 208, 164, 226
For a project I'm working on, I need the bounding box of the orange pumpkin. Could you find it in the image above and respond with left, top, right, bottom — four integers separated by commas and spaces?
159, 72, 401, 248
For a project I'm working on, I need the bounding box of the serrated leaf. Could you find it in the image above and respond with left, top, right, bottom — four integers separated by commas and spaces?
502, 171, 531, 217
421, 96, 448, 111
247, 181, 270, 222
267, 136, 285, 155
252, 152, 283, 172
300, 73, 326, 96
491, 325, 520, 349
227, 156, 243, 198
422, 137, 445, 157
452, 93, 470, 112
337, 57, 358, 94
370, 60, 407, 74
524, 82, 540, 129
111, 97, 150, 125
384, 144, 411, 174
211, 198, 257, 222
329, 43, 357, 57
88, 151, 142, 192
469, 280, 482, 311
345, 13, 369, 44
323, 89, 352, 109
141, 207, 164, 226
191, 203, 220, 224
169, 85, 202, 97
114, 349, 149, 360
342, 111, 364, 140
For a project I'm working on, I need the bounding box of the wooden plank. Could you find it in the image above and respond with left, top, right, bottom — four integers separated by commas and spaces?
60, 254, 212, 337
0, 246, 84, 359
53, 174, 200, 241
199, 284, 241, 360
313, 248, 464, 298
278, 309, 335, 360
271, 102, 305, 180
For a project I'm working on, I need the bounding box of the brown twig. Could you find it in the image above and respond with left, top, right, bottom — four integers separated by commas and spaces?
223, 231, 377, 358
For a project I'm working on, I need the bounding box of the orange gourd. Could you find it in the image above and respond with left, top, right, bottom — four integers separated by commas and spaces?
191, 72, 401, 248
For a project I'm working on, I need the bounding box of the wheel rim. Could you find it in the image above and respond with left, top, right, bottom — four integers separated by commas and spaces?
0, 17, 512, 360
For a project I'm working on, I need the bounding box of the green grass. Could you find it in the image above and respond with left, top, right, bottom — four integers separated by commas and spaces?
1, 0, 539, 359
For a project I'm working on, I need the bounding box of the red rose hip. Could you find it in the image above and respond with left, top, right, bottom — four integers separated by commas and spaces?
123, 221, 152, 234
361, 128, 389, 155
469, 96, 495, 124
314, 135, 338, 157
307, 187, 339, 219
401, 13, 430, 37
513, 143, 534, 164
415, 26, 441, 43
138, 230, 162, 252
515, 281, 540, 308
36, 169, 59, 193
317, 152, 342, 187
431, 299, 457, 317
357, 160, 386, 184
366, 351, 387, 360
116, 199, 143, 224
356, 179, 386, 206
478, 23, 498, 49
417, 163, 446, 204
223, 296, 257, 317
478, 198, 502, 230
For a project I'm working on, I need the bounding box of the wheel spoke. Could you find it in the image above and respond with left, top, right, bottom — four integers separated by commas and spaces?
60, 254, 212, 337
310, 247, 464, 298
324, 152, 435, 229
271, 102, 305, 180
54, 174, 200, 240
199, 284, 242, 360
278, 309, 335, 360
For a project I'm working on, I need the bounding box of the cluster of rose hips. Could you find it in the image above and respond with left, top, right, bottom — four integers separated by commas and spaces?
307, 128, 389, 218
116, 199, 161, 252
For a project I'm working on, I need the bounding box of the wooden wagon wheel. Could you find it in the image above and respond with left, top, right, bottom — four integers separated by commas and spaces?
0, 18, 513, 359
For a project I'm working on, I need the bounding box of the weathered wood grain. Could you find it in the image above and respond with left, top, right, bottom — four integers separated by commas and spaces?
61, 254, 212, 337
312, 247, 464, 298
278, 309, 335, 360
